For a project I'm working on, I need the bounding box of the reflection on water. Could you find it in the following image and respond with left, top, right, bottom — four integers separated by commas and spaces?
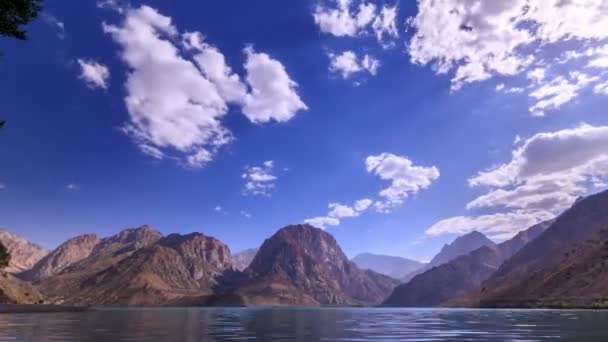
1, 307, 608, 341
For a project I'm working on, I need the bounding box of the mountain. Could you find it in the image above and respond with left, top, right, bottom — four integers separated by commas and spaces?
351, 253, 425, 279
471, 190, 608, 308
38, 225, 163, 302
232, 248, 258, 271
0, 273, 45, 304
58, 232, 234, 305
211, 225, 399, 306
20, 234, 101, 282
402, 231, 495, 282
0, 229, 48, 273
383, 220, 552, 307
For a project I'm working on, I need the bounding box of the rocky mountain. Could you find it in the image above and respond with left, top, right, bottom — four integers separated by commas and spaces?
383, 220, 552, 307
20, 234, 101, 282
0, 229, 48, 273
59, 232, 233, 305
351, 253, 425, 279
471, 190, 608, 308
232, 248, 258, 271
402, 231, 496, 282
211, 225, 399, 306
38, 225, 163, 302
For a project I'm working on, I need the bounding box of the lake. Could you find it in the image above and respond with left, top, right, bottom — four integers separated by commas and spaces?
1, 307, 608, 341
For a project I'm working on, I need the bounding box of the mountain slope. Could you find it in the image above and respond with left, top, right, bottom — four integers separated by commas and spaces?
473, 190, 608, 308
352, 253, 425, 279
0, 273, 45, 304
383, 220, 551, 307
233, 248, 258, 271
21, 234, 101, 282
213, 225, 399, 306
0, 229, 48, 273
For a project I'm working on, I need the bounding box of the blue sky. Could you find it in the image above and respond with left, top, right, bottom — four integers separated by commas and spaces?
1, 0, 608, 261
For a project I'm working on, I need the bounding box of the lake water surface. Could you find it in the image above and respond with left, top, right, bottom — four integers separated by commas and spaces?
1, 307, 608, 341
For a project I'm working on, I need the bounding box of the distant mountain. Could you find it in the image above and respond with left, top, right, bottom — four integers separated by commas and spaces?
383, 220, 552, 307
0, 229, 48, 273
351, 253, 425, 279
38, 225, 163, 302
233, 248, 258, 271
402, 231, 496, 282
20, 234, 101, 282
471, 190, 608, 308
211, 225, 399, 306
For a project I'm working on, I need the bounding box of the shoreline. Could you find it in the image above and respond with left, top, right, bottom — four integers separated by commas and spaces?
0, 304, 93, 314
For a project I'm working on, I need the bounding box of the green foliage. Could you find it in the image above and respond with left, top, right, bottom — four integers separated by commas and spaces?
0, 241, 10, 270
0, 0, 43, 40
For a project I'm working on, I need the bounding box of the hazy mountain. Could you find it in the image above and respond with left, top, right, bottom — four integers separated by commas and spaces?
21, 234, 101, 282
402, 231, 496, 282
211, 225, 399, 306
383, 220, 552, 307
471, 190, 608, 308
351, 253, 425, 279
0, 229, 48, 273
232, 248, 258, 271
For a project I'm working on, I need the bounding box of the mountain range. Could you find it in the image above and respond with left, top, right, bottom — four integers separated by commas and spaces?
1, 190, 608, 308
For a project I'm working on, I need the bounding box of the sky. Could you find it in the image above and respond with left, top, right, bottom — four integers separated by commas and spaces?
1, 0, 608, 262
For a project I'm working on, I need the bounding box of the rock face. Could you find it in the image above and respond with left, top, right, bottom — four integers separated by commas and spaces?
21, 234, 101, 282
0, 229, 48, 273
38, 225, 163, 302
403, 231, 496, 282
232, 248, 258, 271
0, 273, 45, 304
62, 233, 234, 305
472, 190, 608, 308
352, 253, 425, 279
214, 225, 399, 306
383, 220, 551, 307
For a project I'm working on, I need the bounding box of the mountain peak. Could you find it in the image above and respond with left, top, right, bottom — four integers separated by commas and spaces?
428, 231, 494, 268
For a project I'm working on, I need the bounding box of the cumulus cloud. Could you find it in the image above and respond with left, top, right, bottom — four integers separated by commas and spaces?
407, 0, 608, 95
77, 59, 110, 90
429, 124, 608, 240
366, 153, 440, 212
103, 5, 306, 167
328, 50, 380, 79
529, 72, 599, 116
241, 47, 308, 123
242, 161, 277, 196
372, 5, 398, 47
305, 198, 374, 229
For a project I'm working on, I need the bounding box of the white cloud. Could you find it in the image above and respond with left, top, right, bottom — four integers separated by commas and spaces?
242, 161, 277, 196
328, 50, 380, 79
429, 124, 608, 240
313, 0, 376, 37
366, 153, 440, 212
407, 0, 608, 91
241, 47, 308, 123
594, 80, 608, 95
214, 205, 223, 212
77, 59, 110, 90
304, 216, 340, 229
241, 210, 252, 219
0, 183, 5, 190
372, 5, 398, 47
354, 198, 372, 211
426, 210, 554, 241
41, 13, 66, 39
529, 72, 599, 116
328, 203, 359, 218
103, 5, 305, 168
